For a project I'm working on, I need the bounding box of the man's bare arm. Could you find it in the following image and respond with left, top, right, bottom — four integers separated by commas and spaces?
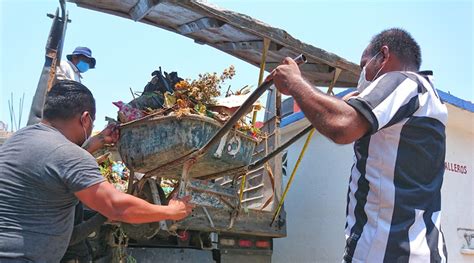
82, 124, 119, 154
288, 78, 370, 144
270, 57, 370, 144
75, 182, 193, 224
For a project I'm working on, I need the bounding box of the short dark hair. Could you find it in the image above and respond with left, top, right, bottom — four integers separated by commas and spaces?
367, 28, 422, 70
43, 80, 96, 120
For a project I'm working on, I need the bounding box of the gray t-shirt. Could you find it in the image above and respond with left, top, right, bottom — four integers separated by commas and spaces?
0, 123, 104, 262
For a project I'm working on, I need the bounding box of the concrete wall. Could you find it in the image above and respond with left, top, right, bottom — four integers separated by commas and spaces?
273, 104, 474, 262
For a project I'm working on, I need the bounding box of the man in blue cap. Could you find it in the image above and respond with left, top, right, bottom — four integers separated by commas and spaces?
57, 46, 96, 83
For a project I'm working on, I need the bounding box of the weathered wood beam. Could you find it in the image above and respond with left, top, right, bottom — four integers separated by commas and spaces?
70, 0, 360, 87
215, 40, 282, 52
129, 0, 161, 22
265, 62, 334, 74
180, 1, 360, 77
177, 17, 225, 35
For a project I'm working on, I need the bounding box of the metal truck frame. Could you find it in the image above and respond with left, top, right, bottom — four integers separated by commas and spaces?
30, 1, 360, 262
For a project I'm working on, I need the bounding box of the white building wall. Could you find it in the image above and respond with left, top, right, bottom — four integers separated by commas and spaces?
273, 119, 352, 263
441, 106, 474, 262
273, 104, 474, 263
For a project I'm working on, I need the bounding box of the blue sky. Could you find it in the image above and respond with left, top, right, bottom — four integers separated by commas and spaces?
1, 0, 472, 131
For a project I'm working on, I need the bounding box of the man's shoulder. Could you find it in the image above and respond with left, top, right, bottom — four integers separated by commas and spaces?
4, 123, 63, 146
383, 71, 434, 88
366, 71, 423, 97
59, 60, 73, 68
51, 141, 95, 163
57, 60, 75, 74
379, 71, 413, 84
31, 123, 70, 144
45, 139, 102, 191
57, 60, 81, 82
10, 124, 89, 160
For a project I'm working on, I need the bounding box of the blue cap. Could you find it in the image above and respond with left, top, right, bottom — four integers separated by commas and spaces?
66, 46, 96, 69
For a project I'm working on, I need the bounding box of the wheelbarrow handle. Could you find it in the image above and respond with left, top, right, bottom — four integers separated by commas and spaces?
292, 54, 307, 65
196, 54, 307, 156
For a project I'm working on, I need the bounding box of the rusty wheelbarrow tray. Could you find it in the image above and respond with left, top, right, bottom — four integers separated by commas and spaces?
118, 114, 257, 180
116, 55, 309, 235
118, 55, 306, 182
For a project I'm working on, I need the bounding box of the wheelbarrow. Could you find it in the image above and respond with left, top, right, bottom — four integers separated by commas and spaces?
118, 114, 257, 180
117, 55, 309, 236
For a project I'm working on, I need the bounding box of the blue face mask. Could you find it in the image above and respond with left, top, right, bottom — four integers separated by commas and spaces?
76, 60, 90, 73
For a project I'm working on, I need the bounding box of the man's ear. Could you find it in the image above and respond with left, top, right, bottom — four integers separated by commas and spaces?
80, 111, 90, 125
381, 45, 390, 62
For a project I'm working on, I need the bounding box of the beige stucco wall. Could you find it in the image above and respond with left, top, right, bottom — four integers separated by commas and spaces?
441, 105, 474, 262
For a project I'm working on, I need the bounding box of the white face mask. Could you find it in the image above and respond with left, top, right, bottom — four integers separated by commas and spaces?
81, 115, 93, 143
357, 51, 384, 92
82, 126, 89, 143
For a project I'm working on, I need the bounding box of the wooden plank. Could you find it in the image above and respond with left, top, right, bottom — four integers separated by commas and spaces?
177, 17, 225, 34
178, 1, 360, 76
70, 0, 360, 87
129, 0, 160, 21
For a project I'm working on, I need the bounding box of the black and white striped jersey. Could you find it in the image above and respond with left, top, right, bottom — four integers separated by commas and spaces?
344, 71, 448, 263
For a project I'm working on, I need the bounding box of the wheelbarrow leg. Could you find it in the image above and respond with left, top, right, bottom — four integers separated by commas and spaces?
178, 158, 196, 197
127, 168, 135, 194
148, 178, 169, 232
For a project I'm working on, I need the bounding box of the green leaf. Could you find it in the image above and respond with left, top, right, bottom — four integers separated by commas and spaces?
164, 92, 176, 108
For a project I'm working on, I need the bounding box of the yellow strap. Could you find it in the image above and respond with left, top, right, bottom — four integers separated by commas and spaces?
240, 38, 271, 206
252, 38, 271, 125
257, 38, 271, 86
271, 128, 315, 224
238, 172, 247, 206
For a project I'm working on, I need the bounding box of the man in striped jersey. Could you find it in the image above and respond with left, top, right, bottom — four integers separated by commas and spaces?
270, 28, 448, 262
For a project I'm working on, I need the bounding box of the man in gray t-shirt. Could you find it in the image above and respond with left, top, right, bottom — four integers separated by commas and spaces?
0, 123, 104, 261
0, 80, 193, 262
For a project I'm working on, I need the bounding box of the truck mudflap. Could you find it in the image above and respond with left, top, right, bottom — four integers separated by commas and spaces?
126, 247, 215, 263
124, 246, 271, 263
220, 249, 272, 263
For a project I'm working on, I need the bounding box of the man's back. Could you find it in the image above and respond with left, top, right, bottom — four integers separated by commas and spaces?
344, 71, 448, 262
0, 123, 104, 261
